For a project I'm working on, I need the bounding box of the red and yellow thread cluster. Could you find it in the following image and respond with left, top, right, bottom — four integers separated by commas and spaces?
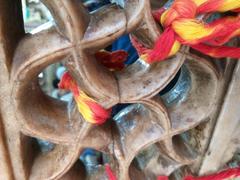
58, 72, 110, 124
104, 166, 240, 180
158, 167, 240, 180
131, 0, 240, 63
58, 50, 128, 124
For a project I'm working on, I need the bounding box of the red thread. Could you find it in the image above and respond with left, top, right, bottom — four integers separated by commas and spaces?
191, 43, 240, 59
130, 35, 149, 56
148, 27, 176, 63
197, 0, 224, 14
184, 167, 240, 180
157, 176, 169, 180
205, 16, 240, 46
152, 8, 165, 22
85, 100, 111, 125
131, 0, 240, 63
162, 0, 197, 27
130, 27, 176, 63
58, 72, 79, 96
105, 164, 117, 180
58, 72, 110, 124
175, 17, 240, 45
234, 8, 240, 12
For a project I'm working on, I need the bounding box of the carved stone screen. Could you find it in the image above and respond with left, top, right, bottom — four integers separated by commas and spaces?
0, 0, 239, 180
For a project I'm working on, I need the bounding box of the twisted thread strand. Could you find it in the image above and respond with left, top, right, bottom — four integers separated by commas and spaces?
132, 0, 240, 63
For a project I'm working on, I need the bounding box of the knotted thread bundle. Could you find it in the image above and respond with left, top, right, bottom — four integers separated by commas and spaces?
105, 166, 240, 180
131, 0, 240, 63
158, 167, 240, 180
58, 50, 128, 124
58, 72, 110, 124
184, 167, 240, 180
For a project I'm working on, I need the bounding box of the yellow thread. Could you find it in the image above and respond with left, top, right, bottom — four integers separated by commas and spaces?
233, 29, 240, 36
218, 0, 240, 12
76, 91, 95, 123
169, 40, 181, 56
192, 0, 208, 6
140, 54, 150, 63
172, 19, 215, 42
161, 10, 179, 26
160, 10, 168, 25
